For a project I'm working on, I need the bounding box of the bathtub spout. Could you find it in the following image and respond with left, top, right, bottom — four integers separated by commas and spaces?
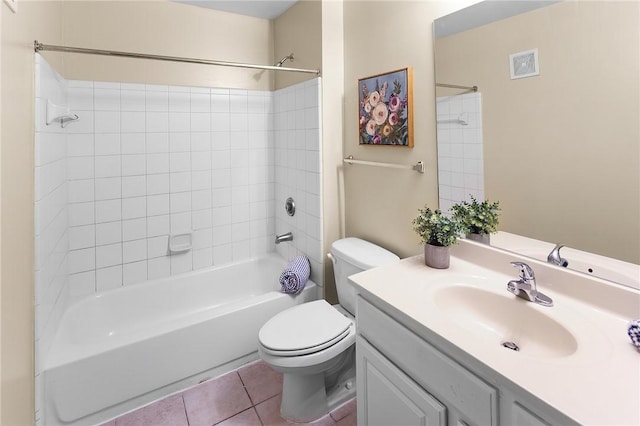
275, 232, 293, 244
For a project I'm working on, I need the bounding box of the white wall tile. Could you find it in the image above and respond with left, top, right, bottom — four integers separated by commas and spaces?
95, 134, 121, 156
96, 221, 122, 246
121, 133, 146, 154
95, 155, 121, 178
121, 90, 145, 112
68, 248, 95, 274
95, 199, 122, 223
95, 177, 121, 200
68, 180, 94, 203
170, 252, 192, 274
95, 111, 120, 133
146, 153, 170, 174
147, 173, 170, 195
68, 134, 94, 157
123, 218, 147, 242
122, 154, 146, 176
122, 197, 146, 219
69, 202, 95, 226
147, 235, 169, 258
96, 265, 122, 292
69, 225, 95, 250
123, 260, 147, 285
121, 111, 145, 133
123, 239, 147, 263
146, 133, 169, 153
96, 243, 122, 268
122, 176, 146, 198
67, 157, 94, 180
147, 194, 170, 216
148, 257, 171, 280
146, 112, 169, 132
147, 215, 170, 237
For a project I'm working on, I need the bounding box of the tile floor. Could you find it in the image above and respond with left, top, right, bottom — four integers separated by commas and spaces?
101, 360, 357, 426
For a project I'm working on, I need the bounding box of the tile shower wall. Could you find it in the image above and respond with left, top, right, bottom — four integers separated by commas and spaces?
273, 80, 323, 286
65, 81, 279, 295
34, 56, 70, 422
436, 92, 484, 211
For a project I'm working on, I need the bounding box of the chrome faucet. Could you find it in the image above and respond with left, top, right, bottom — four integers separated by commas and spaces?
547, 244, 569, 267
275, 232, 293, 244
507, 261, 553, 307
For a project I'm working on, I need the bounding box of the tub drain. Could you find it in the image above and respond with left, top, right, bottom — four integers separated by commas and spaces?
501, 341, 520, 351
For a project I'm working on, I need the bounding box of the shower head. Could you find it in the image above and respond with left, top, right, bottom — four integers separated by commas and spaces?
275, 53, 294, 67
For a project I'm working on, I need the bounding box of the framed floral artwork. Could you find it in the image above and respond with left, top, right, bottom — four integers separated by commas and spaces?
358, 67, 414, 147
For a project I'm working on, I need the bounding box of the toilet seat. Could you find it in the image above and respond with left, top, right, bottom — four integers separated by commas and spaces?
259, 300, 352, 357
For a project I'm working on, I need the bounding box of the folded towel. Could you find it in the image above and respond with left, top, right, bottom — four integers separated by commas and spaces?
628, 320, 640, 350
280, 256, 311, 295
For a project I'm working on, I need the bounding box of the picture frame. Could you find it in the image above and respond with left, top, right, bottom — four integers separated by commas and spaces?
358, 67, 414, 147
509, 48, 539, 79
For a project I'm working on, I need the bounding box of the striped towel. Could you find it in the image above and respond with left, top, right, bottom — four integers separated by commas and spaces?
628, 320, 640, 350
279, 256, 311, 295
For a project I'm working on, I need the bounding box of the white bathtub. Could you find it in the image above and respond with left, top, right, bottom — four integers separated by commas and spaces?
43, 253, 318, 426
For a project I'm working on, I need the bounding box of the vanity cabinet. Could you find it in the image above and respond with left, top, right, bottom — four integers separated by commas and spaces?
356, 295, 570, 426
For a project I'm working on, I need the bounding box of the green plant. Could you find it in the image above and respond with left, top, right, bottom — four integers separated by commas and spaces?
412, 206, 461, 247
451, 196, 500, 235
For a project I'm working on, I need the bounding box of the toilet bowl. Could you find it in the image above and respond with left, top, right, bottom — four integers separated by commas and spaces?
258, 237, 399, 422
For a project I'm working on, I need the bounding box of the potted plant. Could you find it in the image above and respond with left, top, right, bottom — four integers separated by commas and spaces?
451, 196, 500, 244
412, 206, 461, 269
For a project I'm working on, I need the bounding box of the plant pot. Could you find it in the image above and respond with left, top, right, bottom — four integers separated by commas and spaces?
466, 232, 490, 245
424, 244, 450, 269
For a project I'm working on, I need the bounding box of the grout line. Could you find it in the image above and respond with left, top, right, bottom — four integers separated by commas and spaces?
180, 394, 191, 426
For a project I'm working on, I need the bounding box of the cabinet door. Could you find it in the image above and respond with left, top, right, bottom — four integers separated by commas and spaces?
357, 336, 447, 426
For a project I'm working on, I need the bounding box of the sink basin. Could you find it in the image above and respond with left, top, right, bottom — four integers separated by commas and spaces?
434, 285, 578, 358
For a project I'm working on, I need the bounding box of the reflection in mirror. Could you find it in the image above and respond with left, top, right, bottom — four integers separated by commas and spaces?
434, 1, 639, 287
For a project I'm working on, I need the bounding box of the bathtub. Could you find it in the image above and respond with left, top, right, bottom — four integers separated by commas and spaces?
43, 253, 318, 426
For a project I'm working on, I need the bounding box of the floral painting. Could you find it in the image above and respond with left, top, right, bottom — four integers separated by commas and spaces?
358, 67, 413, 147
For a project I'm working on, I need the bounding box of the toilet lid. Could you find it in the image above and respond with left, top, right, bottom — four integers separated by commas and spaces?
259, 300, 352, 356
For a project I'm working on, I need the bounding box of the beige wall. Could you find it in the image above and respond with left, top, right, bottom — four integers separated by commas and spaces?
320, 0, 344, 304
435, 1, 640, 263
61, 1, 274, 90
2, 2, 65, 424
274, 0, 322, 90
342, 1, 475, 258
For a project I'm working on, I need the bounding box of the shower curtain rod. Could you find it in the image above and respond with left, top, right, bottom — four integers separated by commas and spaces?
436, 83, 478, 92
34, 41, 321, 75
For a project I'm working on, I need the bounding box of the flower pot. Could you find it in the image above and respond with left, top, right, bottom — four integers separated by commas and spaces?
466, 232, 490, 245
424, 244, 450, 269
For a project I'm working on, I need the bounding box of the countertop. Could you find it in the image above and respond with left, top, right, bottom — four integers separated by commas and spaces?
349, 241, 640, 425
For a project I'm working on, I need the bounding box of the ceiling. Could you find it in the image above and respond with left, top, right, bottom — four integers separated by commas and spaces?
173, 0, 299, 20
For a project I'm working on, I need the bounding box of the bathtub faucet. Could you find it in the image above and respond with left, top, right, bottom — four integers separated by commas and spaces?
275, 232, 293, 244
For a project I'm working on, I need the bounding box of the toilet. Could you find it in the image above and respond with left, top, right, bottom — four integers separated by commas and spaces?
258, 237, 399, 422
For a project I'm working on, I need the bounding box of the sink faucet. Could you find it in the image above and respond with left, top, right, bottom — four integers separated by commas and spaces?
275, 232, 293, 244
507, 262, 553, 307
547, 244, 569, 267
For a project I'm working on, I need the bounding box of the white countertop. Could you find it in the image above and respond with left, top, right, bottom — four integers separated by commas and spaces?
350, 241, 640, 425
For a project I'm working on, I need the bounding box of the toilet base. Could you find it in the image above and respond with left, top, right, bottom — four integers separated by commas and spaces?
280, 368, 356, 422
279, 350, 356, 422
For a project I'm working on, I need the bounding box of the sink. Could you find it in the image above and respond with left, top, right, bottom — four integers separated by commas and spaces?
434, 285, 578, 358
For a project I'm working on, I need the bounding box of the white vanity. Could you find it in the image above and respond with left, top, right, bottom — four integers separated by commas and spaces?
350, 240, 640, 426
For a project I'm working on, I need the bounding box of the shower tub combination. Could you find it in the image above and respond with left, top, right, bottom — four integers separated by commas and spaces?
43, 253, 318, 426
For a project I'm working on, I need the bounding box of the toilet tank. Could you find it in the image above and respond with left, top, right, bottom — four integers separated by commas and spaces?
330, 238, 399, 315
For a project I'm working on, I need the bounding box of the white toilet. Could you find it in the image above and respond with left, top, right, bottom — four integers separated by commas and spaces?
258, 237, 399, 422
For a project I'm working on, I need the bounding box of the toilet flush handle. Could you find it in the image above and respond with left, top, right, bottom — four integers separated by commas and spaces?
327, 252, 336, 265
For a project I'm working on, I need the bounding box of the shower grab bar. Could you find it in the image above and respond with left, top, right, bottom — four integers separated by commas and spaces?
34, 41, 321, 75
343, 155, 425, 174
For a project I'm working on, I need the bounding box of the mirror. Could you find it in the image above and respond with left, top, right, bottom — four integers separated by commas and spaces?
433, 1, 639, 283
